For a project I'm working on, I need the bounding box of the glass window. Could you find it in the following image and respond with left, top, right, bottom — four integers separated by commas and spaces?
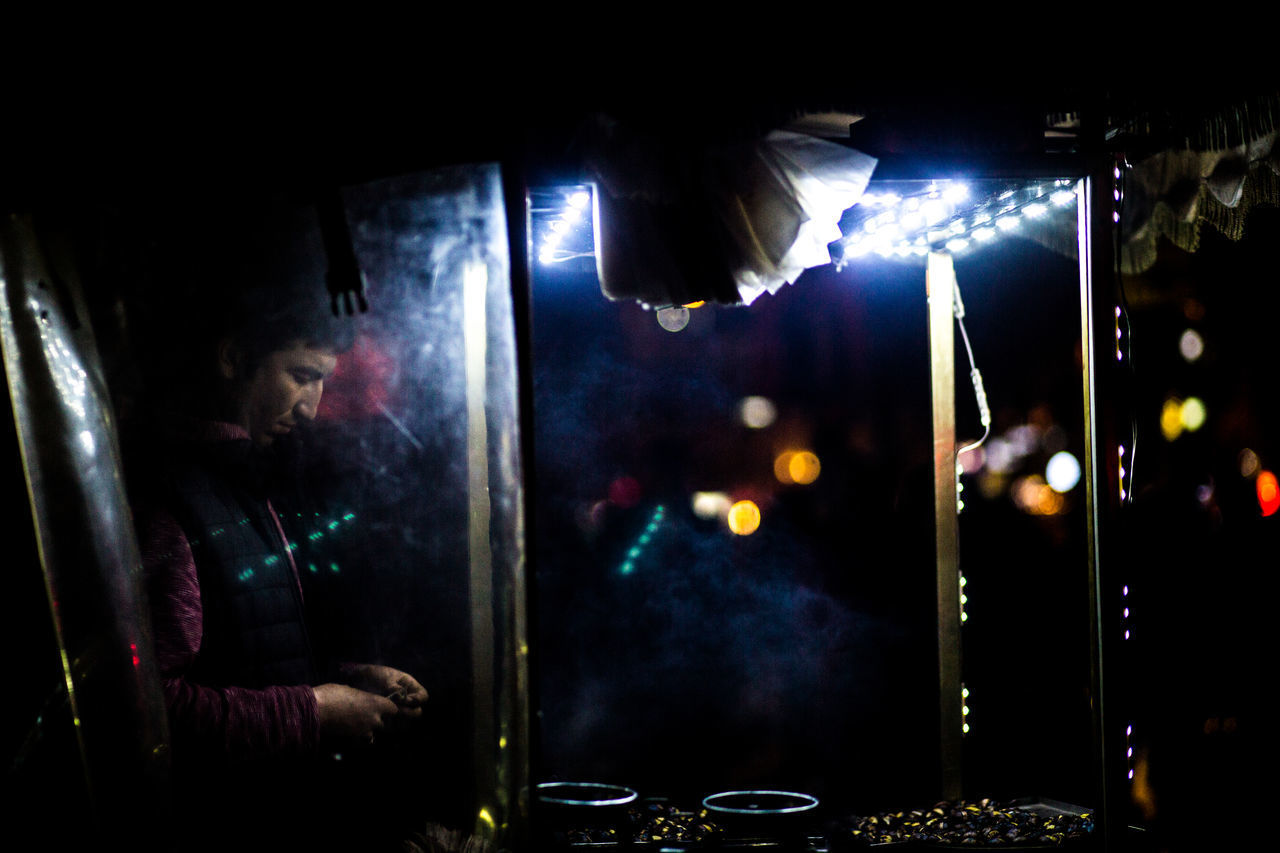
528, 177, 1094, 830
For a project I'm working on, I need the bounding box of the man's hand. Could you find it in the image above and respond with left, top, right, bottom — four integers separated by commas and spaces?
337, 663, 428, 717
313, 683, 400, 741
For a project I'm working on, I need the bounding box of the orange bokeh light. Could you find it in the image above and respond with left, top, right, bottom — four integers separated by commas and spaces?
774, 450, 820, 485
1258, 470, 1279, 517
789, 451, 821, 485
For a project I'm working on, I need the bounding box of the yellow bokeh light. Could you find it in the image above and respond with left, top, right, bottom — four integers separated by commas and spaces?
1160, 398, 1183, 441
1180, 397, 1207, 432
727, 500, 761, 535
683, 300, 706, 309
789, 451, 821, 485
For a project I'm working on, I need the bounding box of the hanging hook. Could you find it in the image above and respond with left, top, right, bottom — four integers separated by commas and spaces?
316, 189, 367, 316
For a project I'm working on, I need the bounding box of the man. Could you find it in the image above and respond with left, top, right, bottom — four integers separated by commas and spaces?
128, 206, 427, 848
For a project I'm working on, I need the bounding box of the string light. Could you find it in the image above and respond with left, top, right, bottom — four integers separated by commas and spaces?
617, 505, 667, 574
1122, 582, 1132, 641
836, 179, 1078, 267
1118, 445, 1128, 501
1126, 723, 1135, 781
536, 187, 595, 265
1115, 306, 1124, 362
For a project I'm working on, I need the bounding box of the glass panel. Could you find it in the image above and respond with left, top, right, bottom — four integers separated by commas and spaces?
332, 165, 527, 845
528, 176, 1093, 844
1, 213, 170, 849
4, 164, 526, 849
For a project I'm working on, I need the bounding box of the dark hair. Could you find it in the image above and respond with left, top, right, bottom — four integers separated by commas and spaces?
132, 195, 359, 411
209, 200, 357, 361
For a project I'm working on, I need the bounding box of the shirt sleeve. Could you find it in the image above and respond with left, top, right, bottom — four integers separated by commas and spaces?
137, 505, 320, 760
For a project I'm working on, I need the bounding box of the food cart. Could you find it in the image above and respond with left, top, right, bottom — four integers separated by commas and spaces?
5, 90, 1274, 851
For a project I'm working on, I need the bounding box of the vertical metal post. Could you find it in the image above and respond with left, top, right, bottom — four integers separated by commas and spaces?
464, 253, 499, 841
928, 251, 963, 801
1078, 166, 1123, 849
1, 213, 170, 848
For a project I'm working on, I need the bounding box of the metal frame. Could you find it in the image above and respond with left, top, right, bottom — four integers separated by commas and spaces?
1077, 159, 1127, 849
927, 251, 964, 801
917, 157, 1123, 844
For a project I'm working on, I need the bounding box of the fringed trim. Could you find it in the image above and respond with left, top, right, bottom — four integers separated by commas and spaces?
1121, 207, 1201, 276
1109, 93, 1280, 153
1181, 95, 1280, 152
1121, 159, 1280, 274
1199, 160, 1280, 241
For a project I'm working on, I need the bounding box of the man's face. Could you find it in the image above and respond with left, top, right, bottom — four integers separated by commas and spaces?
234, 342, 339, 447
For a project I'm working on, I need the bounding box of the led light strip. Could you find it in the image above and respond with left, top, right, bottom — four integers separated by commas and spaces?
537, 188, 593, 265
837, 180, 1078, 264
1118, 445, 1129, 502
1126, 722, 1135, 781
1122, 583, 1131, 641
617, 504, 666, 576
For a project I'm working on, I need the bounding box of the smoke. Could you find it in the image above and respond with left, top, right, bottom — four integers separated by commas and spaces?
536, 503, 929, 798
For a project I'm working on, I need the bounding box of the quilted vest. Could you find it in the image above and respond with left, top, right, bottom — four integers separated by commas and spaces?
166, 439, 317, 689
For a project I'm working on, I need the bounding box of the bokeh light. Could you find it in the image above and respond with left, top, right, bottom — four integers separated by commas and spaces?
774, 450, 821, 485
1179, 329, 1205, 362
1239, 448, 1261, 478
1007, 424, 1040, 457
789, 451, 821, 485
774, 451, 795, 484
1180, 397, 1207, 432
1160, 398, 1184, 441
1045, 451, 1081, 493
727, 500, 761, 535
656, 306, 690, 332
1012, 475, 1066, 515
692, 491, 732, 520
609, 476, 643, 508
983, 437, 1017, 474
738, 396, 778, 429
1258, 471, 1280, 517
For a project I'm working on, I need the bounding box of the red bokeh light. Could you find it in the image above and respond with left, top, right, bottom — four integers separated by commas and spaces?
318, 333, 394, 421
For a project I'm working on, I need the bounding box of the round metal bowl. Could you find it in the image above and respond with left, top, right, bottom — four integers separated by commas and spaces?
701, 789, 819, 816
536, 781, 639, 808
701, 790, 820, 845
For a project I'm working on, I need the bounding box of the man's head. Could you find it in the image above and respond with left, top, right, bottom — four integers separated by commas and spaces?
218, 338, 341, 447
145, 197, 359, 436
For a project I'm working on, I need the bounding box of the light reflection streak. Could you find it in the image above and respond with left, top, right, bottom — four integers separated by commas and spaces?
31, 297, 89, 423
375, 401, 425, 451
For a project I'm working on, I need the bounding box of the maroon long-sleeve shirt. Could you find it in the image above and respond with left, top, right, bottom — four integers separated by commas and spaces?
137, 420, 320, 760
